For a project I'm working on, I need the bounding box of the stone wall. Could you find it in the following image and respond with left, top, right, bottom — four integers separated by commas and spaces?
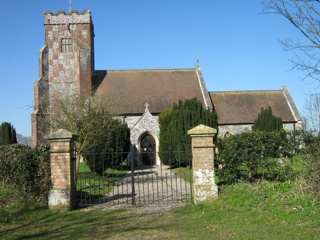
217, 124, 252, 138
218, 122, 302, 138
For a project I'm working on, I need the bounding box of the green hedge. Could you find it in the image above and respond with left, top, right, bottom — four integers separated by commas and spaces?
215, 130, 300, 184
0, 144, 51, 206
299, 138, 320, 199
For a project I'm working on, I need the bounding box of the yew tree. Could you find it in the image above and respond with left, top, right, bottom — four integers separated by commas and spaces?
0, 122, 17, 145
252, 106, 283, 132
159, 98, 217, 167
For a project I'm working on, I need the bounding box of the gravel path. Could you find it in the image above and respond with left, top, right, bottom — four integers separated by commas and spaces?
83, 164, 193, 212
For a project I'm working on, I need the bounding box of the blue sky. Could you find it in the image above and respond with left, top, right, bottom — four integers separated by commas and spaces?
0, 0, 316, 136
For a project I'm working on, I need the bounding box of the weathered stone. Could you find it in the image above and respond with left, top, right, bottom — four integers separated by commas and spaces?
46, 129, 78, 141
48, 189, 72, 211
188, 124, 218, 204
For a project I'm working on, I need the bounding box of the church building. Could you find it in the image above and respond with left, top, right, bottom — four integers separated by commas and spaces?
32, 10, 302, 164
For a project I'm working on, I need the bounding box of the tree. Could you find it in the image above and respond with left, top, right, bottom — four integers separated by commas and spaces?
159, 98, 218, 167
303, 93, 320, 134
16, 134, 32, 146
263, 0, 320, 83
48, 93, 130, 176
252, 106, 283, 132
0, 122, 17, 145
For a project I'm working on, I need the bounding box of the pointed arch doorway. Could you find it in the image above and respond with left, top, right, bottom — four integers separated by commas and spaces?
140, 134, 156, 165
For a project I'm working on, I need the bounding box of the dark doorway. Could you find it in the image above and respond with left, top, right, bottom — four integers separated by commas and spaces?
140, 134, 156, 165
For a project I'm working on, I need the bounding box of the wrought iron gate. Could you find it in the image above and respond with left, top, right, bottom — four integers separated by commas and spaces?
76, 151, 193, 207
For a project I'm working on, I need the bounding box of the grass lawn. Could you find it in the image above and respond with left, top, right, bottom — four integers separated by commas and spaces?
1, 181, 319, 239
77, 162, 130, 197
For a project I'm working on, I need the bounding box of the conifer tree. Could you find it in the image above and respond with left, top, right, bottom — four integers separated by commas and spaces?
252, 106, 283, 132
0, 122, 17, 145
159, 98, 218, 167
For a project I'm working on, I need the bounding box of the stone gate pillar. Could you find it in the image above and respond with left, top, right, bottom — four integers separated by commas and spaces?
188, 124, 218, 204
46, 129, 78, 211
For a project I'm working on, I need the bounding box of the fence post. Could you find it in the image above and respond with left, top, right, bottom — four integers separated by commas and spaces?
188, 124, 218, 204
46, 129, 78, 211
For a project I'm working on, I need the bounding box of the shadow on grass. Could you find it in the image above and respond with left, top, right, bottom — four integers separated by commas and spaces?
0, 206, 178, 239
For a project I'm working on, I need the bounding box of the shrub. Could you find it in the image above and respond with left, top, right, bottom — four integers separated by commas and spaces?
0, 144, 51, 206
215, 131, 294, 184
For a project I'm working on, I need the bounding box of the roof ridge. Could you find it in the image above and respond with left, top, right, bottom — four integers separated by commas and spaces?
209, 89, 283, 94
94, 68, 196, 73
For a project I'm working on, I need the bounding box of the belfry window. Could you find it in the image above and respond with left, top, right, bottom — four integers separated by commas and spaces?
61, 38, 72, 53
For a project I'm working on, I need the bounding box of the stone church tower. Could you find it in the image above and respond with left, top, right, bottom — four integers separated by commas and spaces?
32, 10, 94, 146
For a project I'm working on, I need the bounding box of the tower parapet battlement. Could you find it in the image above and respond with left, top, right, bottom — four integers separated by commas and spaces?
44, 10, 91, 24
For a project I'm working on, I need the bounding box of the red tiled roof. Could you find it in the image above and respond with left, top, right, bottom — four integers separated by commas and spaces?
209, 90, 298, 125
93, 69, 206, 115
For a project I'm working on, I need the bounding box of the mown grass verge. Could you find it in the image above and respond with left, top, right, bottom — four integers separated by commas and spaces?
1, 181, 319, 239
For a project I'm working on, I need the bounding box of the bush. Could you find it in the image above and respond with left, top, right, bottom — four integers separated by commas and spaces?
0, 144, 51, 206
215, 131, 295, 184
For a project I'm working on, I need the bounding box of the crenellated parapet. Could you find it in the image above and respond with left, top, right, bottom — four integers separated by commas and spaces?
44, 10, 92, 25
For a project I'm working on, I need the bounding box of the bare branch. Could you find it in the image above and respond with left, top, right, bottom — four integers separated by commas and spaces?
263, 0, 320, 84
